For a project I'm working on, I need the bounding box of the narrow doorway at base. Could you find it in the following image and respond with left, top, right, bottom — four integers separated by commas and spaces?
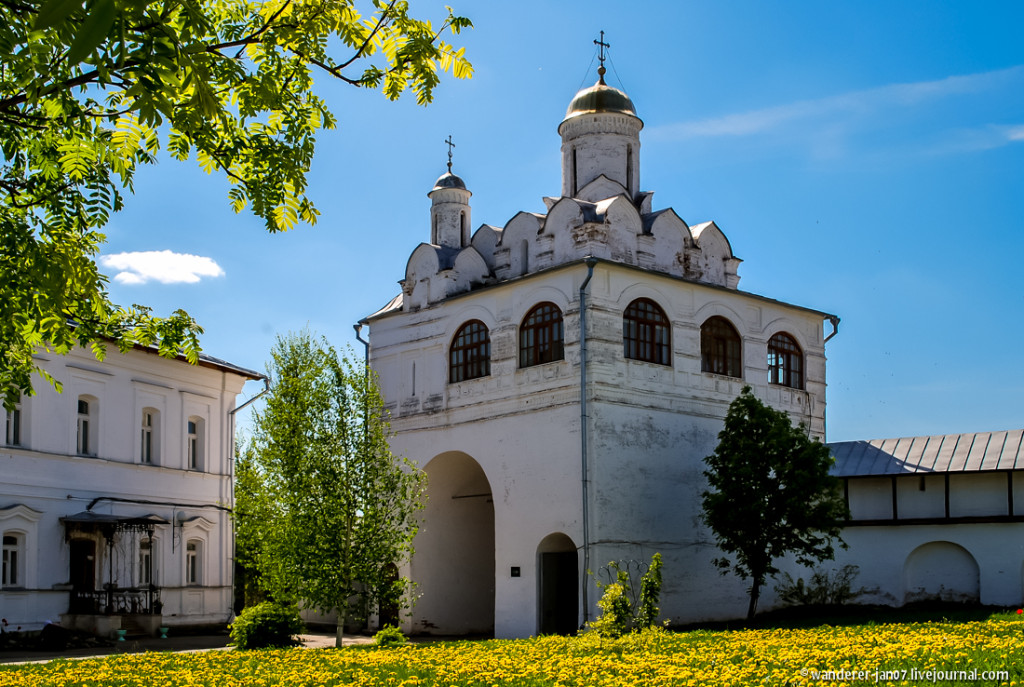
537, 533, 578, 635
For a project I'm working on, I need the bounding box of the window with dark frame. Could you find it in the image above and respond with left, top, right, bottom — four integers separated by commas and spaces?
449, 320, 491, 383
519, 303, 565, 368
622, 298, 671, 366
767, 332, 803, 389
701, 316, 742, 378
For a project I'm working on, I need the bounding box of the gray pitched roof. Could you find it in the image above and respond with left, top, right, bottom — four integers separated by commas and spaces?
828, 430, 1024, 477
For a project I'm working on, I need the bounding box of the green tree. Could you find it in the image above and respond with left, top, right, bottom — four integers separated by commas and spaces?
234, 329, 425, 647
0, 0, 472, 408
701, 386, 849, 620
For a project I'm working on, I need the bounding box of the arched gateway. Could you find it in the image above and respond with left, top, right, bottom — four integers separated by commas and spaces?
411, 451, 495, 635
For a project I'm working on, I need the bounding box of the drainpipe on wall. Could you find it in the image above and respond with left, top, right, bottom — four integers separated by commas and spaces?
823, 315, 840, 344
353, 323, 370, 374
578, 257, 597, 625
353, 323, 371, 442
227, 376, 269, 616
822, 315, 841, 442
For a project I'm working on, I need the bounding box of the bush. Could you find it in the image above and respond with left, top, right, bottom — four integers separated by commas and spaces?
229, 602, 304, 649
775, 564, 865, 607
588, 553, 664, 639
373, 624, 407, 647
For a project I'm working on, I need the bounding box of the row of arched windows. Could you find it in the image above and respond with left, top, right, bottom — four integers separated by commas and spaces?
449, 300, 805, 389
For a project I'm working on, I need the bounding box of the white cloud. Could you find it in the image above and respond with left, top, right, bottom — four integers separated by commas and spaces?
648, 65, 1024, 142
100, 250, 225, 285
916, 123, 1024, 156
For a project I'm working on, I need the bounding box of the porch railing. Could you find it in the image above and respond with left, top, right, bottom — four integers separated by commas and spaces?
69, 586, 162, 615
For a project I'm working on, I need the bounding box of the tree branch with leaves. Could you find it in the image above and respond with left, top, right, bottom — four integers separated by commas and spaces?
0, 0, 472, 408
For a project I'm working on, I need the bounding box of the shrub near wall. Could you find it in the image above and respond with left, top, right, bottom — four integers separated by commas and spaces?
228, 602, 304, 649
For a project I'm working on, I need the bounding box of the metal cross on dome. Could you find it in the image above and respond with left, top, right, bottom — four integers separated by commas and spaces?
594, 31, 610, 66
444, 135, 455, 173
594, 31, 610, 83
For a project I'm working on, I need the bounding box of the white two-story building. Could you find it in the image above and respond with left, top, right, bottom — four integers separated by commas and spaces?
1, 344, 261, 636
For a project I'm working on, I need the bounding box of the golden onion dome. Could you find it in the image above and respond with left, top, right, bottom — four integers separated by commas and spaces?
563, 78, 638, 121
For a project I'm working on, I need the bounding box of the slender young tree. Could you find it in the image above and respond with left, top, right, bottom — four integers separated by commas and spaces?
701, 386, 849, 620
235, 329, 424, 646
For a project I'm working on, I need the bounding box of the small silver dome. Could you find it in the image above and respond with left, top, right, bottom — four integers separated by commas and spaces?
432, 171, 467, 191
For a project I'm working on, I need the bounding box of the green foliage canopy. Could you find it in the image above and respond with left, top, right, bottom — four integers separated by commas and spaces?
235, 330, 425, 645
701, 386, 849, 620
0, 0, 472, 408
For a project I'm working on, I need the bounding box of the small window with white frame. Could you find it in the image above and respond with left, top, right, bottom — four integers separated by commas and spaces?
4, 399, 21, 447
186, 417, 205, 470
76, 396, 97, 456
185, 539, 202, 585
140, 408, 160, 464
2, 532, 22, 587
138, 537, 155, 586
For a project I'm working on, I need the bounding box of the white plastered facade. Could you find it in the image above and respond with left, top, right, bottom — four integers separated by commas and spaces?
0, 345, 260, 633
366, 73, 1024, 639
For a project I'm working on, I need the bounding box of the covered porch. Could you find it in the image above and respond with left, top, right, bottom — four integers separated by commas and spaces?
59, 512, 168, 637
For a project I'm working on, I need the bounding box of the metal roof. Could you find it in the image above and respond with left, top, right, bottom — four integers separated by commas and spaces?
60, 512, 170, 526
828, 430, 1024, 477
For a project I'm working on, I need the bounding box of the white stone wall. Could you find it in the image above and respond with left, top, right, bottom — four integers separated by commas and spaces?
0, 346, 252, 630
830, 524, 1023, 607
370, 259, 829, 636
559, 115, 642, 198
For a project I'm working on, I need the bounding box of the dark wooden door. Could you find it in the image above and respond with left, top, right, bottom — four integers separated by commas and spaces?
70, 539, 96, 590
539, 551, 578, 635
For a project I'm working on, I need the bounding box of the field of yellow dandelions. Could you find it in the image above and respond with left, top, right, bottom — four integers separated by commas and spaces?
1, 616, 1021, 687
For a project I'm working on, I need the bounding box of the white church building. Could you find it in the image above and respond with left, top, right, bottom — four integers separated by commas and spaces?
363, 61, 1024, 638
1, 345, 262, 635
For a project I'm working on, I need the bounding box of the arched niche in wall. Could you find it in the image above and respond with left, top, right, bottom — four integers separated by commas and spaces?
903, 541, 980, 604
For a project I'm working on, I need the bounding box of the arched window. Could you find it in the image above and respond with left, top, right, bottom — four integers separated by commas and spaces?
701, 316, 742, 378
623, 298, 671, 365
768, 332, 803, 389
520, 303, 564, 368
450, 320, 491, 383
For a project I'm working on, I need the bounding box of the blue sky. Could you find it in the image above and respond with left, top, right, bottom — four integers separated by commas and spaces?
97, 1, 1024, 442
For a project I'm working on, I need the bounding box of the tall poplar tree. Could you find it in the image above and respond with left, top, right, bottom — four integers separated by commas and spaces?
235, 329, 424, 646
701, 386, 849, 620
